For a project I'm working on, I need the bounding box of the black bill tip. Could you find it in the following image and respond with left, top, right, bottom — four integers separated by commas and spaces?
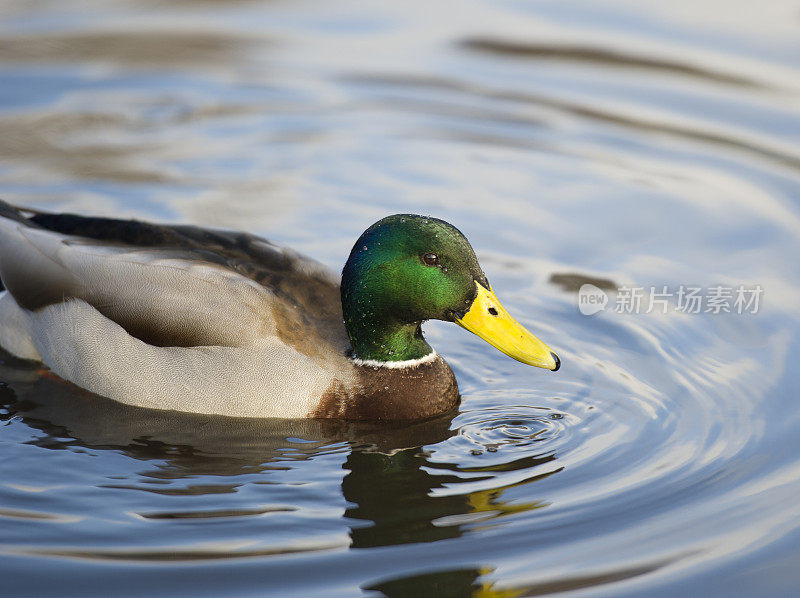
551, 352, 561, 372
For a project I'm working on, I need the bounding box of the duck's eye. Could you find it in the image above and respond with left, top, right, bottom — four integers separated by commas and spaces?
421, 252, 440, 267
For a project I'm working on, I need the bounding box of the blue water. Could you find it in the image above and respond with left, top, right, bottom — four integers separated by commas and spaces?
1, 1, 800, 596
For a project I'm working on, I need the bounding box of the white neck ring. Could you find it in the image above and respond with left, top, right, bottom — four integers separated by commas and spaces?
351, 351, 438, 370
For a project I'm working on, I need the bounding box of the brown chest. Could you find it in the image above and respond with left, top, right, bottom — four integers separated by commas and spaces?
311, 356, 460, 420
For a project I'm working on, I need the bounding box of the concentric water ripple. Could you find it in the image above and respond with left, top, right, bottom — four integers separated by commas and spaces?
451, 404, 573, 454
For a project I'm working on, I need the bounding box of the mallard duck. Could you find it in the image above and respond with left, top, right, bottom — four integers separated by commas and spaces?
0, 201, 559, 419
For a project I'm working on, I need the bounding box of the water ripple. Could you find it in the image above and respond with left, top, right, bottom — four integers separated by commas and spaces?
462, 38, 762, 89
452, 405, 571, 455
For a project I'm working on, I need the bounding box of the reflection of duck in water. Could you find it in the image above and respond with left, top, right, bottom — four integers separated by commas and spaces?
0, 201, 558, 419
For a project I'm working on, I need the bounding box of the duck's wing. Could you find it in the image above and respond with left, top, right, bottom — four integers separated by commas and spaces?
0, 202, 346, 353
29, 208, 341, 304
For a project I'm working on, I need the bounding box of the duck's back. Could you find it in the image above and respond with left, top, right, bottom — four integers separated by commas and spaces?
0, 201, 356, 417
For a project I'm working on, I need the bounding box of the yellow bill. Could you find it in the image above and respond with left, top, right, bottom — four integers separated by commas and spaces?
456, 281, 560, 370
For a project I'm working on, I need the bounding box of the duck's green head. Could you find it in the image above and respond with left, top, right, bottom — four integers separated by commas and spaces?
341, 214, 559, 370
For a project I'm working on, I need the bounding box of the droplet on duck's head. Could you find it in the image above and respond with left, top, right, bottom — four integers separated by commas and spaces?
422, 252, 440, 267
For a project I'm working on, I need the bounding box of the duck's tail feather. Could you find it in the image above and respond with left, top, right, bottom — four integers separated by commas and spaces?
0, 199, 52, 291
0, 198, 48, 227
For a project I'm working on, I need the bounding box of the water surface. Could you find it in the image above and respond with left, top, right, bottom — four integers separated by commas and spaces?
1, 1, 800, 596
